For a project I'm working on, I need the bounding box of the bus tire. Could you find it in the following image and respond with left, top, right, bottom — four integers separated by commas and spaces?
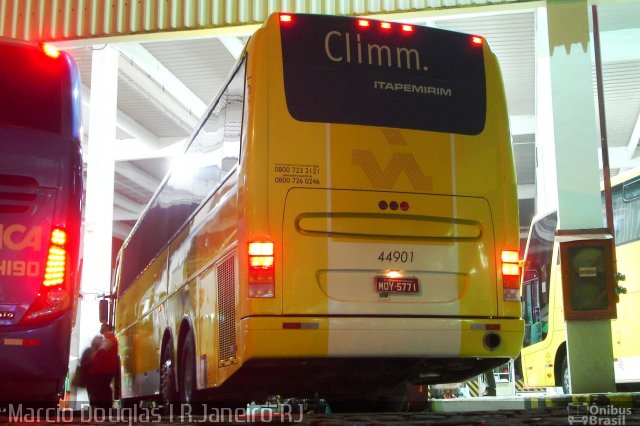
160, 340, 177, 410
178, 332, 197, 406
561, 356, 571, 395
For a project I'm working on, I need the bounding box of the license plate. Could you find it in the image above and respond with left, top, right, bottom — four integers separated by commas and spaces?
375, 276, 420, 294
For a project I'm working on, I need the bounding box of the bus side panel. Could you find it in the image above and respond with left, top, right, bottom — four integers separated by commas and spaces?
164, 174, 240, 392
117, 250, 168, 399
521, 261, 564, 388
483, 49, 520, 320
612, 242, 640, 382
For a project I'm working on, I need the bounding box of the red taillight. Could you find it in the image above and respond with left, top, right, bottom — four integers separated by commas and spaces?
501, 249, 521, 302
472, 36, 483, 46
501, 250, 519, 265
42, 43, 61, 58
248, 242, 274, 256
248, 242, 275, 298
21, 228, 71, 324
280, 14, 293, 23
502, 263, 520, 277
43, 229, 68, 287
357, 19, 370, 28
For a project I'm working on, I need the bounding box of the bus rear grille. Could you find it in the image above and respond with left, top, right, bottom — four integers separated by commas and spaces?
0, 174, 38, 213
217, 255, 237, 366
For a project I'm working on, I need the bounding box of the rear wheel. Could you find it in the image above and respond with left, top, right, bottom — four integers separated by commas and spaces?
178, 333, 197, 406
160, 340, 177, 410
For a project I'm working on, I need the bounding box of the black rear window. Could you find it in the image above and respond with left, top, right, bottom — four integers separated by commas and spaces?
0, 40, 67, 134
280, 14, 487, 135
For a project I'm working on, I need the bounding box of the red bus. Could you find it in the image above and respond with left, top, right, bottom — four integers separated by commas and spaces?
0, 37, 83, 405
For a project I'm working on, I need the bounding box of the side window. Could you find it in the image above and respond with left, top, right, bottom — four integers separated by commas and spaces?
522, 212, 557, 347
174, 60, 245, 200
612, 178, 640, 245
119, 60, 246, 294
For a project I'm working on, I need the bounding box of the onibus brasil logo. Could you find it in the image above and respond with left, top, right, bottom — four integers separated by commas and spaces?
567, 402, 632, 425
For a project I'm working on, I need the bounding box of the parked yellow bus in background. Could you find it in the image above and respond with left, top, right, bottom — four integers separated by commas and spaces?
520, 167, 640, 393
107, 13, 523, 410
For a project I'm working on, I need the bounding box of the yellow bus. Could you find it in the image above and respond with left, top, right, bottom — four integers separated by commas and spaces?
107, 13, 523, 410
520, 167, 640, 393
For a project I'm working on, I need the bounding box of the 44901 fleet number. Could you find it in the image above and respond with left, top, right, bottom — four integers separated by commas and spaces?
378, 251, 414, 263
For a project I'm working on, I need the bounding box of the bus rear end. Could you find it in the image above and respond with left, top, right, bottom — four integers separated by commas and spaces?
236, 14, 522, 400
0, 38, 83, 403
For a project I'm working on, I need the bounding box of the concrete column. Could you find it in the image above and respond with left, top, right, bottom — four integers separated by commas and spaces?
72, 45, 119, 405
535, 7, 558, 214
545, 0, 615, 393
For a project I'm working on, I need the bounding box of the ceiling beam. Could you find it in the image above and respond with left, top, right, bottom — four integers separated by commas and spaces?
112, 222, 133, 240
116, 43, 207, 118
113, 138, 186, 161
600, 29, 640, 62
81, 85, 159, 148
115, 162, 162, 194
218, 36, 245, 59
600, 147, 640, 170
118, 55, 199, 133
113, 193, 144, 215
113, 206, 141, 221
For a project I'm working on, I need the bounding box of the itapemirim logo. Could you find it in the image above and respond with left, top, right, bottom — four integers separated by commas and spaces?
567, 402, 632, 425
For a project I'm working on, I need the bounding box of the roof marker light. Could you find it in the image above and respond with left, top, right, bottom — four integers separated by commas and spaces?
380, 22, 392, 30
401, 24, 414, 32
358, 19, 370, 28
42, 43, 61, 59
472, 36, 483, 45
280, 14, 293, 23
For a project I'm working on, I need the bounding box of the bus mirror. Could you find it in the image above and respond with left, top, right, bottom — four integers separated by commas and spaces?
557, 230, 617, 320
99, 298, 109, 324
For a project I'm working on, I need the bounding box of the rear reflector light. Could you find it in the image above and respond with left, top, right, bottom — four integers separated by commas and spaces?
248, 242, 275, 298
470, 324, 501, 331
3, 338, 41, 346
21, 287, 71, 324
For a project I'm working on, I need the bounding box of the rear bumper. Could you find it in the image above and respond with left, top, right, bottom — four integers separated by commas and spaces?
0, 311, 72, 400
209, 316, 524, 394
241, 316, 524, 359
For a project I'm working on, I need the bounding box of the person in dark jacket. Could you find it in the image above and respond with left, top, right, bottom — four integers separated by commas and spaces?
77, 335, 104, 406
90, 323, 119, 410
